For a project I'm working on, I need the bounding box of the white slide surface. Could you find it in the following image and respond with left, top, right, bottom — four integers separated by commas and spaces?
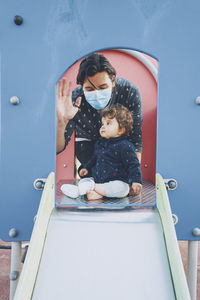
32, 209, 175, 300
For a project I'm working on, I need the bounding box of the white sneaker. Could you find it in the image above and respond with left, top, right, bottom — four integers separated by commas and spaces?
78, 178, 95, 195
60, 184, 79, 198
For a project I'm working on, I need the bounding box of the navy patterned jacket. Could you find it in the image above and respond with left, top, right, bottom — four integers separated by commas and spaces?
83, 136, 142, 185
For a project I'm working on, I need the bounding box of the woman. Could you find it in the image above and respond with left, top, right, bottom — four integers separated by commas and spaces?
56, 52, 142, 164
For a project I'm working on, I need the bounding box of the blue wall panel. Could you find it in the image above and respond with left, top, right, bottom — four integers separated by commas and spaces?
0, 0, 199, 241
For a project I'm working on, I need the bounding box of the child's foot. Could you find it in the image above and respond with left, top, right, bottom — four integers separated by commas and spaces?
60, 184, 79, 198
78, 178, 95, 195
86, 190, 103, 200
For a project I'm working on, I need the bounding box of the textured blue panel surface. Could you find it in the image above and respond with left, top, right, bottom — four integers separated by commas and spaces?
0, 0, 200, 241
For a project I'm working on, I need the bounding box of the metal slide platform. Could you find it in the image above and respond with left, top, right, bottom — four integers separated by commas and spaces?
56, 179, 155, 208
14, 173, 191, 300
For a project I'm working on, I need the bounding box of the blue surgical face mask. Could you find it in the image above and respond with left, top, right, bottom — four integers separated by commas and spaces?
83, 87, 112, 110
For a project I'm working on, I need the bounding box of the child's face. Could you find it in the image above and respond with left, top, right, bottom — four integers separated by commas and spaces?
100, 117, 124, 139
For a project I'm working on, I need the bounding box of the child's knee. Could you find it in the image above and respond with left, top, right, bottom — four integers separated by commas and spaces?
104, 181, 129, 198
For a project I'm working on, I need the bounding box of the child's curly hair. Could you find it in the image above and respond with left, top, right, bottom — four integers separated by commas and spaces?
100, 103, 133, 137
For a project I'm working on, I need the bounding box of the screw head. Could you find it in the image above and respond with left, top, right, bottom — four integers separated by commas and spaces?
192, 227, 200, 237
10, 271, 19, 281
196, 96, 200, 105
168, 180, 177, 190
10, 96, 20, 105
9, 228, 18, 238
172, 214, 178, 225
14, 15, 23, 25
35, 181, 44, 189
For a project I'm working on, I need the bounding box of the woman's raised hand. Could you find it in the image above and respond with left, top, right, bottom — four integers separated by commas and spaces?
56, 79, 81, 127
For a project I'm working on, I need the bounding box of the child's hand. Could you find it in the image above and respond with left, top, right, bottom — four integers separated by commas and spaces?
131, 182, 142, 195
79, 168, 88, 177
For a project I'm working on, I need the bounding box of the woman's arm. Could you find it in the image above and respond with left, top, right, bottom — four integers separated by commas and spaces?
135, 151, 141, 163
126, 85, 142, 155
57, 123, 68, 153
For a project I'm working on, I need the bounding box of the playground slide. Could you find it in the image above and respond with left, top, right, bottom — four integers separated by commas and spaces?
14, 173, 191, 300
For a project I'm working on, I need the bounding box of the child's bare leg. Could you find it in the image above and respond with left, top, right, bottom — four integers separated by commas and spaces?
86, 183, 106, 200
86, 190, 102, 200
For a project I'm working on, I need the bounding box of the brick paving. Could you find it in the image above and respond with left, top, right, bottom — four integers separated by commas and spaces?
0, 240, 11, 300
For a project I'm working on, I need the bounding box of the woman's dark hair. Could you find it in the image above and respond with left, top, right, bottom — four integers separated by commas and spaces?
76, 53, 116, 85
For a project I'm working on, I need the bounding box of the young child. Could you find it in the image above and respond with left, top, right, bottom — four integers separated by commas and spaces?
61, 104, 142, 200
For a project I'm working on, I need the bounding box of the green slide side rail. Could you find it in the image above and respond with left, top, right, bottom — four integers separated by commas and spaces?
14, 172, 55, 300
156, 173, 191, 300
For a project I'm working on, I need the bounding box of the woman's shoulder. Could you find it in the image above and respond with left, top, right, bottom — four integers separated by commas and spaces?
115, 78, 141, 105
115, 77, 138, 90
